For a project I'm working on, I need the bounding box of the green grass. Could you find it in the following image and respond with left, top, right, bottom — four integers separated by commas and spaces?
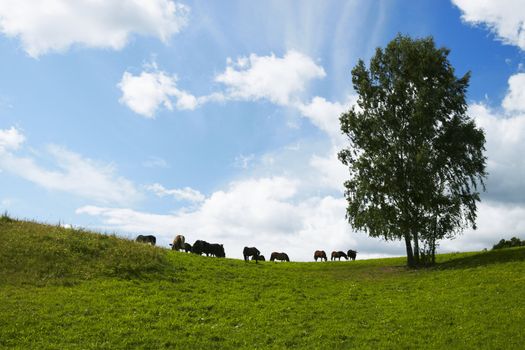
1, 217, 524, 349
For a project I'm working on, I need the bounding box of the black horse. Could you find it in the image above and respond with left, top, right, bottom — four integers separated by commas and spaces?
314, 250, 327, 262
192, 240, 210, 255
192, 240, 225, 257
270, 252, 290, 262
331, 251, 348, 261
243, 247, 261, 263
347, 249, 357, 261
183, 242, 192, 253
209, 243, 225, 258
253, 255, 265, 261
136, 235, 156, 245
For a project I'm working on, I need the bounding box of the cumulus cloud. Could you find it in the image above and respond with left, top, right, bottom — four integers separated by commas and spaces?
296, 95, 356, 144
452, 0, 525, 50
215, 50, 326, 106
470, 102, 525, 204
118, 67, 198, 118
0, 0, 189, 57
502, 73, 525, 113
0, 127, 140, 205
309, 146, 348, 192
146, 183, 205, 203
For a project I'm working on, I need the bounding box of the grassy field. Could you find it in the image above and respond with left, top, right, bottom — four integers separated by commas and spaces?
1, 215, 524, 349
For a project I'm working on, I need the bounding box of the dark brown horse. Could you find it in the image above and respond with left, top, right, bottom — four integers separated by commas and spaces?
314, 250, 327, 262
169, 234, 185, 251
243, 247, 261, 263
331, 251, 348, 261
270, 252, 289, 262
136, 235, 156, 245
347, 249, 357, 261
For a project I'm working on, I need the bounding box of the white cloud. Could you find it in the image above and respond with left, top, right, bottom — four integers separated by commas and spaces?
0, 128, 140, 205
0, 126, 25, 151
215, 50, 326, 106
452, 0, 525, 50
309, 146, 347, 192
0, 0, 189, 57
470, 102, 525, 204
502, 73, 525, 113
296, 95, 356, 144
147, 183, 205, 203
118, 67, 198, 118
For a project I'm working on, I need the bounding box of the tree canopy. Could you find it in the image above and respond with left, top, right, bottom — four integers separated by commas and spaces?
339, 35, 487, 267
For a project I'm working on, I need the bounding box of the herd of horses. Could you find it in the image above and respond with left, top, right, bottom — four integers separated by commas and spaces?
136, 234, 357, 262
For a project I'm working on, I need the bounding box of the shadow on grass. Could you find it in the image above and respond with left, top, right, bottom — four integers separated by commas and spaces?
436, 247, 525, 270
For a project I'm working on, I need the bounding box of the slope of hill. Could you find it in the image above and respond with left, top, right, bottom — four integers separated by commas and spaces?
1, 216, 524, 349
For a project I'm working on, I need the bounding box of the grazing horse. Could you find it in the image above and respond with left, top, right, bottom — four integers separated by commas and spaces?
270, 252, 290, 262
192, 240, 210, 255
136, 235, 156, 246
243, 247, 260, 263
314, 250, 327, 262
331, 251, 348, 261
253, 255, 265, 261
209, 243, 225, 258
347, 249, 357, 261
169, 235, 185, 251
183, 242, 192, 253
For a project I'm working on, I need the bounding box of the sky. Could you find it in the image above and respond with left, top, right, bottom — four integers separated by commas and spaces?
1, 0, 525, 261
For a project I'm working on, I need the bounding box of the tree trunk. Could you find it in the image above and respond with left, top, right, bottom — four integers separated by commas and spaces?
431, 238, 436, 265
404, 234, 415, 267
412, 230, 420, 265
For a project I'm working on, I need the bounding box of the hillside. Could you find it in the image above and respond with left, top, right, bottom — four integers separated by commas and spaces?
1, 216, 524, 349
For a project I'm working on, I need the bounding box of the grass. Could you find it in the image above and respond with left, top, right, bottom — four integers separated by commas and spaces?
1, 216, 524, 349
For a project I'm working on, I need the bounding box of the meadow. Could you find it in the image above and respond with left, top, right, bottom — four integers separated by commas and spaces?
1, 215, 524, 349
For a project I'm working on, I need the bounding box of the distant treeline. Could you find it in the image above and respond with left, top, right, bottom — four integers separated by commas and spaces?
493, 237, 525, 250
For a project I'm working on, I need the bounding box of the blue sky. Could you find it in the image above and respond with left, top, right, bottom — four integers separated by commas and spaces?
1, 0, 524, 261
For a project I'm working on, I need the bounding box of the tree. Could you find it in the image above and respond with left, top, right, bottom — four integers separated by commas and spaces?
338, 35, 487, 267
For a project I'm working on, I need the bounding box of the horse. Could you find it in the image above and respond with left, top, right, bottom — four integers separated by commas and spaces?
347, 249, 357, 261
270, 252, 290, 262
209, 243, 225, 258
169, 235, 185, 251
243, 247, 260, 263
183, 242, 192, 253
136, 235, 156, 245
254, 255, 265, 261
331, 251, 348, 261
192, 240, 210, 255
314, 250, 327, 262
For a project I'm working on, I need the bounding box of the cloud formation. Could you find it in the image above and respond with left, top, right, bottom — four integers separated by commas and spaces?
502, 73, 525, 113
470, 102, 525, 204
118, 67, 198, 118
215, 50, 326, 105
0, 127, 140, 205
0, 0, 189, 57
0, 126, 25, 151
146, 183, 205, 203
452, 0, 525, 50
